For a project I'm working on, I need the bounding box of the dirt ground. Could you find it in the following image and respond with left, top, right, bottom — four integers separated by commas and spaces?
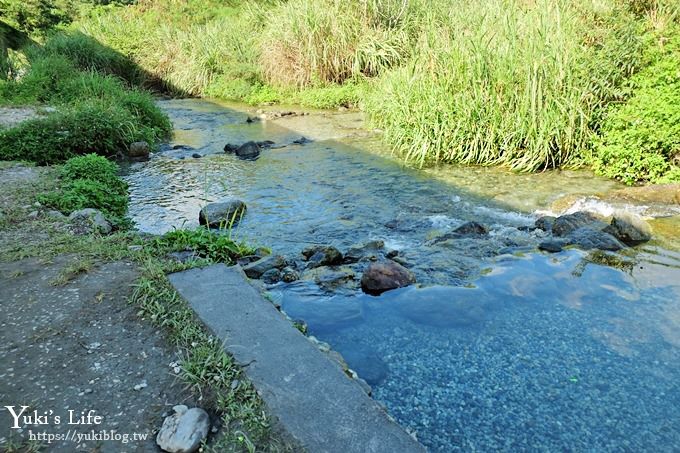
0, 255, 196, 452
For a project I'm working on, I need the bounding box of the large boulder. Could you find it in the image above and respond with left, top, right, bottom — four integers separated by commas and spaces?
68, 208, 112, 235
534, 216, 556, 232
242, 255, 287, 279
198, 199, 246, 228
552, 211, 607, 237
156, 405, 209, 453
604, 215, 652, 246
361, 260, 416, 295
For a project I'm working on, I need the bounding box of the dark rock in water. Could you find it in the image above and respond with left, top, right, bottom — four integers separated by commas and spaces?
172, 144, 193, 150
302, 245, 343, 268
281, 267, 300, 283
453, 221, 489, 236
292, 136, 312, 145
385, 250, 399, 259
539, 240, 564, 253
261, 268, 282, 284
534, 216, 556, 232
552, 211, 606, 237
167, 250, 199, 263
566, 227, 625, 251
517, 225, 536, 232
361, 260, 416, 295
242, 255, 287, 279
199, 199, 246, 228
246, 116, 255, 123
223, 143, 238, 153
256, 140, 275, 148
344, 240, 385, 264
235, 141, 261, 160
303, 267, 357, 291
191, 153, 202, 159
340, 348, 389, 386
604, 215, 652, 246
237, 255, 262, 267
127, 141, 149, 160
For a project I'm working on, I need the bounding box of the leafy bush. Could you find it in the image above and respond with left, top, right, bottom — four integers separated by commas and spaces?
0, 101, 162, 164
38, 154, 129, 219
593, 26, 680, 184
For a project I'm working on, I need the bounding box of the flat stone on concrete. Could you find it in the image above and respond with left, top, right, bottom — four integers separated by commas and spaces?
168, 264, 424, 453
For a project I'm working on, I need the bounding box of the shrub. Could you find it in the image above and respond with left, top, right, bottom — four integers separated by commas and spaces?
593, 27, 680, 184
38, 154, 129, 219
0, 101, 160, 164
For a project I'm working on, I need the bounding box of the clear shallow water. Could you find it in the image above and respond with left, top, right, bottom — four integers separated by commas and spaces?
126, 99, 680, 452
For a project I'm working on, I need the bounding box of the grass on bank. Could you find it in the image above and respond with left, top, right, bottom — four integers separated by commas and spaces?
0, 163, 290, 451
70, 0, 680, 183
0, 33, 171, 165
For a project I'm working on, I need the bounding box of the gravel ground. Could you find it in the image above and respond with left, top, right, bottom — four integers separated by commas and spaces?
0, 255, 194, 452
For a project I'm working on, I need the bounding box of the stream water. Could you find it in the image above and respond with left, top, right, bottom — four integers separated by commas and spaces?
125, 99, 680, 452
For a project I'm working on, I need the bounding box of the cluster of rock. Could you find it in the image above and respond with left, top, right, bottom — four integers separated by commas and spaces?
224, 137, 312, 161
240, 239, 417, 296
534, 211, 651, 253
28, 202, 114, 236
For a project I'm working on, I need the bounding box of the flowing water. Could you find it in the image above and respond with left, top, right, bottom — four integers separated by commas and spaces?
125, 99, 680, 452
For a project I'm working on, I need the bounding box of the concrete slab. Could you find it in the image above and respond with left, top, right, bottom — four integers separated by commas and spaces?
168, 264, 425, 453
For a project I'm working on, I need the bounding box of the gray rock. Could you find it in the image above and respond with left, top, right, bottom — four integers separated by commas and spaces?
534, 216, 556, 232
242, 255, 287, 279
68, 208, 112, 235
281, 267, 300, 283
302, 245, 343, 267
167, 251, 198, 263
128, 141, 150, 159
261, 268, 282, 284
303, 266, 357, 291
538, 240, 565, 253
198, 199, 246, 228
552, 211, 606, 237
604, 215, 652, 246
45, 210, 67, 220
344, 240, 385, 263
223, 143, 238, 153
566, 227, 625, 251
361, 260, 416, 295
235, 141, 260, 160
156, 405, 210, 453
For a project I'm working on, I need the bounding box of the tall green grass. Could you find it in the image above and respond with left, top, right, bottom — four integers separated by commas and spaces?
364, 0, 643, 171
69, 0, 680, 175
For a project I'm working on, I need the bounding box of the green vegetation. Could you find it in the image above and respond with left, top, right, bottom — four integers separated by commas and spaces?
38, 154, 128, 219
593, 22, 680, 184
69, 0, 680, 182
0, 32, 170, 164
0, 163, 289, 451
